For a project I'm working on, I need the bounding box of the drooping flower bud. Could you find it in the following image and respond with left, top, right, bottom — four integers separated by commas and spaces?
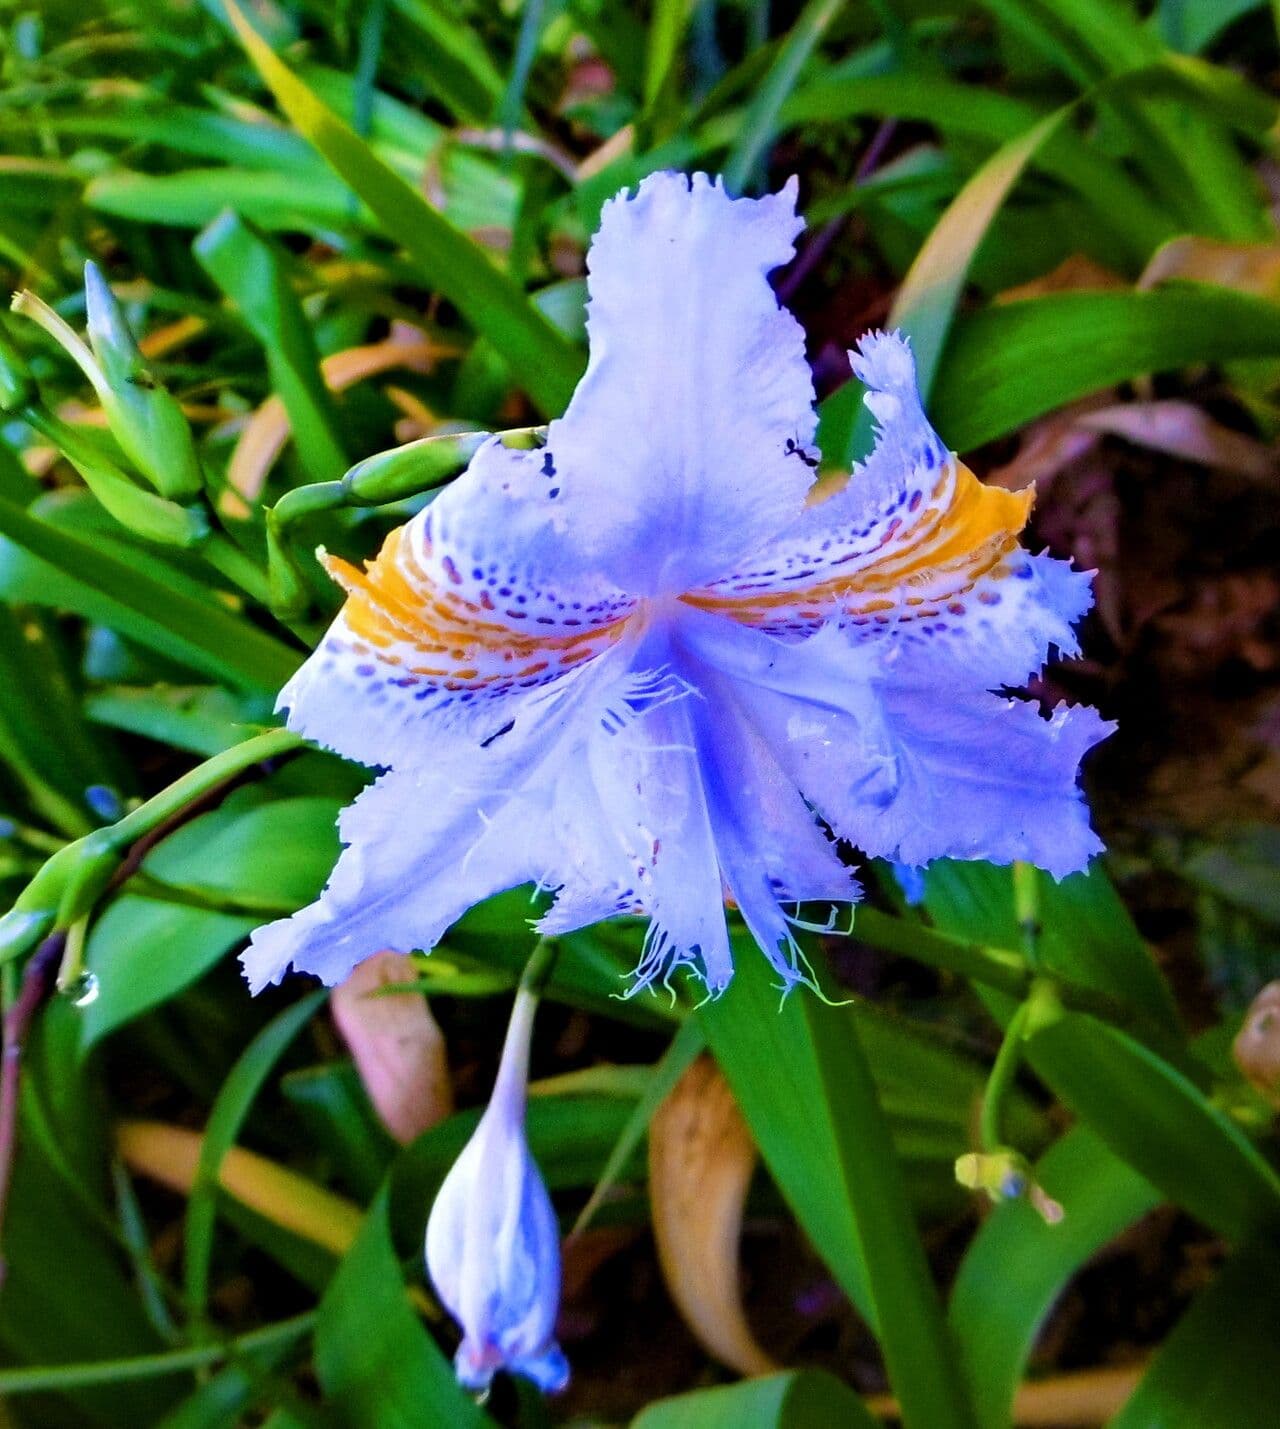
425, 986, 568, 1393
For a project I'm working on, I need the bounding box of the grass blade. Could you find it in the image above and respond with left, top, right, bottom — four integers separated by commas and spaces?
224, 1, 585, 416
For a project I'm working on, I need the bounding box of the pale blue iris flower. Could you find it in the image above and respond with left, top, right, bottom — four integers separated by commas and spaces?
424, 985, 568, 1393
243, 171, 1111, 1000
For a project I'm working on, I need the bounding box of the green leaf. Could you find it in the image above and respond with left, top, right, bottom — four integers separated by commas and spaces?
1024, 1011, 1280, 1244
572, 1015, 706, 1235
82, 898, 256, 1053
0, 605, 113, 835
1110, 1240, 1280, 1427
315, 1184, 496, 1428
1157, 0, 1266, 54
923, 861, 1180, 1037
86, 685, 275, 757
780, 72, 1174, 260
891, 108, 1070, 399
194, 212, 348, 486
949, 1125, 1160, 1429
930, 285, 1280, 453
699, 947, 978, 1429
282, 1061, 397, 1202
0, 1137, 180, 1427
644, 0, 695, 111
724, 0, 846, 193
383, 0, 507, 121
185, 990, 327, 1318
818, 104, 1071, 466
632, 1369, 883, 1429
226, 1, 584, 416
80, 796, 342, 1050
143, 794, 344, 911
0, 494, 298, 693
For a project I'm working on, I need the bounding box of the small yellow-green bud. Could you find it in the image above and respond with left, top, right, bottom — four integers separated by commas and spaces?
956, 1149, 1063, 1223
83, 262, 204, 502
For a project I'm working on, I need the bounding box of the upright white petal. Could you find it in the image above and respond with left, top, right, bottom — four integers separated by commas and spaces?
545, 171, 819, 593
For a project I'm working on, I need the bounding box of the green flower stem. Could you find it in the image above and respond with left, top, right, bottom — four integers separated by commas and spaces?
1, 728, 302, 962
518, 936, 560, 996
200, 532, 272, 606
0, 1310, 316, 1395
979, 997, 1034, 1154
265, 426, 545, 619
1012, 860, 1042, 970
853, 905, 1135, 1028
853, 905, 1026, 993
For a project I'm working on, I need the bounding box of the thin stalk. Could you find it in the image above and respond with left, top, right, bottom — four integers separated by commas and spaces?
979, 997, 1033, 1153
0, 1310, 316, 1395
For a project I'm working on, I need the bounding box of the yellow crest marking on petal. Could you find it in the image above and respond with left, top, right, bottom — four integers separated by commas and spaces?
322, 526, 628, 692
683, 461, 1033, 629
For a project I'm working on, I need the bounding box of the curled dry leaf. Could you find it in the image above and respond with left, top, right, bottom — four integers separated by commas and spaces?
1140, 236, 1280, 298
648, 1053, 777, 1379
1078, 402, 1280, 484
995, 253, 1127, 304
223, 325, 454, 507
331, 951, 453, 1145
1233, 981, 1280, 1108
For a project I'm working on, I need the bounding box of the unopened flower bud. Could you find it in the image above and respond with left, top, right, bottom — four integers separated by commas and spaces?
82, 262, 203, 501
22, 407, 207, 548
425, 987, 568, 1393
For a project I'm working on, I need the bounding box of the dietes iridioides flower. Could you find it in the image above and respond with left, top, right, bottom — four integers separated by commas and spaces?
243, 171, 1111, 999
424, 986, 568, 1392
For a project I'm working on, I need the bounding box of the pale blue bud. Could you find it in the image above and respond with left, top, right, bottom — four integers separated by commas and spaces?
425, 988, 568, 1393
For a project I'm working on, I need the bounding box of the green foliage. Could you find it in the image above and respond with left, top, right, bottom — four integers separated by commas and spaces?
1, 1, 1279, 1426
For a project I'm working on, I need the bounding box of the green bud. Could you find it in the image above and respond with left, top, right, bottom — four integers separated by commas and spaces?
25, 407, 209, 548
265, 511, 314, 620
83, 262, 204, 502
342, 427, 543, 507
0, 330, 35, 411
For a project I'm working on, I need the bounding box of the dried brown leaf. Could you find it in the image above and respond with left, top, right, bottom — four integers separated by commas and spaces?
1140, 237, 1280, 298
648, 1054, 777, 1378
331, 951, 453, 1145
1234, 981, 1280, 1107
1078, 402, 1280, 483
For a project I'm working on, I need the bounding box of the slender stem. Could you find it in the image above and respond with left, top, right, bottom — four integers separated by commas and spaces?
54, 915, 88, 993
109, 728, 302, 850
7, 729, 302, 965
853, 906, 1026, 995
0, 1310, 317, 1395
200, 533, 272, 606
0, 931, 66, 1287
1012, 860, 1042, 972
979, 998, 1033, 1153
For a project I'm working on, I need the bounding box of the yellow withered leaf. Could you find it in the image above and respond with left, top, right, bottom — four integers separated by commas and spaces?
648, 1054, 778, 1378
